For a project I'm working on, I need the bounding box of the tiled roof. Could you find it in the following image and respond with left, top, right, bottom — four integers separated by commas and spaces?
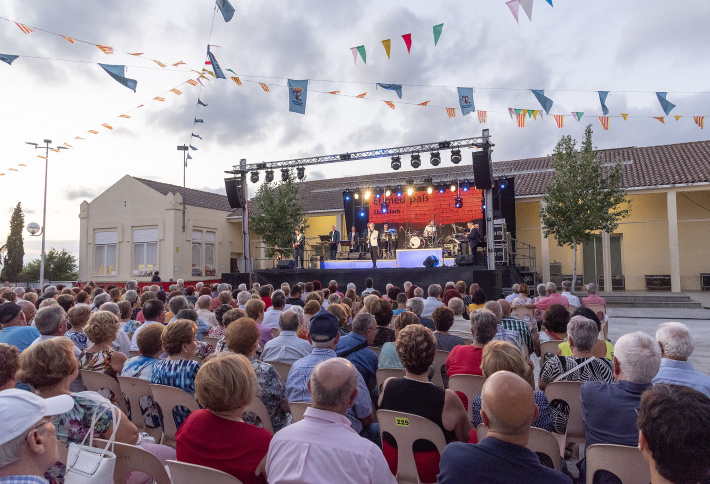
134, 177, 232, 212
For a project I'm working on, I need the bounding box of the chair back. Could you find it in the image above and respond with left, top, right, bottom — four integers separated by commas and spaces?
244, 397, 274, 435
93, 439, 171, 484
377, 410, 447, 484
269, 361, 292, 383
540, 340, 563, 356
167, 460, 243, 484
369, 345, 381, 357
149, 384, 200, 447
511, 307, 534, 323
568, 305, 578, 314
585, 304, 606, 325
376, 368, 405, 392
117, 376, 162, 441
79, 370, 129, 416
447, 374, 486, 422
586, 444, 651, 484
203, 336, 219, 348
544, 380, 585, 443
289, 402, 309, 423
430, 350, 449, 388
476, 425, 562, 472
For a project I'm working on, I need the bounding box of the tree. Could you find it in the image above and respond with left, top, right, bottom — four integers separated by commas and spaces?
540, 125, 630, 289
1, 203, 25, 282
249, 172, 309, 258
19, 248, 78, 282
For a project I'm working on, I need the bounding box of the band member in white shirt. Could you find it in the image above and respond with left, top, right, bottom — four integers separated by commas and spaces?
423, 219, 437, 239
367, 223, 379, 268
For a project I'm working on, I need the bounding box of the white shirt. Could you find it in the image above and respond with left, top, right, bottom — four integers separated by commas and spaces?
111, 329, 131, 356
505, 292, 520, 303
260, 331, 313, 364
423, 224, 436, 237
32, 335, 82, 359
367, 229, 378, 247
196, 308, 219, 328
562, 291, 581, 308
448, 315, 473, 344
130, 320, 162, 352
421, 296, 444, 318
266, 407, 396, 484
261, 308, 283, 330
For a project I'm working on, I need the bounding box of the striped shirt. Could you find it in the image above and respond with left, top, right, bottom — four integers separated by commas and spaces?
493, 324, 526, 354
501, 316, 534, 352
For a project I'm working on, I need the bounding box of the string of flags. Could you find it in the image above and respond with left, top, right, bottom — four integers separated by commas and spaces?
351, 23, 444, 64
506, 0, 553, 24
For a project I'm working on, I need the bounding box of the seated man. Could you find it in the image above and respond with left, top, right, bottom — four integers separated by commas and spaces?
498, 299, 534, 355
0, 302, 38, 353
267, 358, 395, 484
421, 284, 444, 318
653, 322, 710, 397
483, 301, 526, 355
405, 297, 435, 331
447, 297, 472, 344
260, 309, 313, 364
438, 371, 572, 483
582, 282, 606, 309
560, 280, 581, 308
535, 282, 569, 311
335, 313, 378, 390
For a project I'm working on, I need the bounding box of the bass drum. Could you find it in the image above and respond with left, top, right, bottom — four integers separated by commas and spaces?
409, 236, 425, 249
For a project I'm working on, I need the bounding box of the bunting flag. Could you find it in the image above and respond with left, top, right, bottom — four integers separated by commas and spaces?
18, 164, 26, 166
216, 0, 235, 22
203, 69, 216, 77
119, 114, 130, 118
88, 130, 99, 134
189, 145, 198, 151
506, 0, 520, 23
356, 45, 367, 64
418, 101, 430, 106
207, 47, 226, 79
259, 83, 270, 92
356, 92, 367, 98
288, 79, 308, 114
508, 108, 516, 119
654, 116, 665, 124
382, 39, 391, 59
694, 116, 705, 129
15, 23, 34, 34
75, 136, 84, 140
522, 109, 528, 116
478, 111, 487, 123
192, 133, 203, 140
8, 168, 17, 172
153, 96, 165, 102
187, 153, 193, 160
553, 115, 564, 128
656, 92, 676, 115
170, 88, 182, 95
384, 101, 395, 110
519, 0, 534, 20
98, 64, 137, 92
328, 91, 340, 95
516, 112, 526, 127
198, 99, 208, 106
402, 34, 412, 53
63, 143, 72, 148
572, 112, 584, 121
37, 155, 47, 159
621, 113, 629, 120
377, 83, 403, 99
195, 118, 204, 123
101, 123, 113, 130
599, 91, 610, 115
531, 89, 553, 114
350, 47, 358, 65
674, 115, 682, 121
172, 61, 186, 66
532, 110, 540, 120
196, 78, 205, 86
186, 79, 198, 86
50, 149, 60, 152
546, 0, 553, 4
0, 54, 19, 65
96, 45, 114, 55
598, 116, 610, 130
230, 76, 242, 85
129, 53, 143, 56
152, 59, 166, 67
61, 35, 76, 43
446, 107, 457, 118
457, 87, 474, 116
433, 23, 444, 46
226, 69, 237, 75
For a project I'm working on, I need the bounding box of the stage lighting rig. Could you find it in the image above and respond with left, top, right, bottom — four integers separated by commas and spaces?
454, 198, 463, 208
364, 190, 371, 200
250, 171, 259, 183
411, 154, 421, 169
354, 192, 360, 200
391, 156, 401, 170
437, 183, 446, 194
343, 190, 352, 201
375, 188, 383, 199
395, 186, 403, 197
385, 189, 391, 197
451, 149, 462, 164
381, 202, 390, 214
461, 180, 471, 192
407, 186, 414, 196
296, 166, 305, 180
430, 152, 441, 166
265, 170, 274, 183
450, 183, 457, 192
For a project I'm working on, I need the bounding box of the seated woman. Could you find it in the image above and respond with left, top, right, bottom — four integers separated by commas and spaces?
208, 303, 233, 339
225, 317, 291, 432
378, 312, 420, 369
118, 299, 142, 340
17, 337, 175, 484
539, 316, 614, 434
446, 309, 498, 379
175, 309, 213, 358
539, 304, 570, 344
122, 323, 164, 429
213, 308, 248, 353
151, 319, 201, 430
300, 299, 321, 339
378, 324, 471, 483
80, 310, 127, 402
557, 308, 614, 360
466, 287, 487, 314
326, 303, 349, 335
176, 354, 272, 484
0, 342, 19, 390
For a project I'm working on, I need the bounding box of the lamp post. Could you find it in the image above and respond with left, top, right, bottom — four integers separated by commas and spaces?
177, 145, 188, 188
25, 139, 67, 289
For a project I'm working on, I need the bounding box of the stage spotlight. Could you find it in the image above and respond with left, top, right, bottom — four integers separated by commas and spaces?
381, 202, 389, 214
297, 166, 305, 180
500, 176, 507, 189
250, 171, 259, 183
411, 154, 421, 169
375, 188, 383, 199
343, 190, 352, 201
265, 170, 274, 183
395, 186, 403, 197
461, 180, 471, 192
391, 156, 401, 170
281, 168, 289, 181
438, 183, 446, 194
364, 190, 371, 200
451, 149, 462, 164
359, 210, 366, 217
455, 198, 463, 208
354, 192, 360, 200
385, 189, 391, 197
426, 184, 434, 194
430, 152, 441, 166
450, 183, 457, 192
407, 186, 414, 196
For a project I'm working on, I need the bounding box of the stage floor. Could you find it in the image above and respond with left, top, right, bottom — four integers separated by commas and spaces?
322, 257, 456, 269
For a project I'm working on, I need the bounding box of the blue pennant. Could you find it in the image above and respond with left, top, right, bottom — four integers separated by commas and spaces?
194, 118, 204, 123
207, 47, 225, 79
0, 53, 19, 65
192, 133, 203, 140
530, 89, 553, 114
598, 91, 609, 116
656, 92, 676, 116
198, 99, 208, 107
457, 87, 475, 116
189, 145, 198, 151
376, 83, 403, 99
215, 0, 235, 22
98, 64, 137, 92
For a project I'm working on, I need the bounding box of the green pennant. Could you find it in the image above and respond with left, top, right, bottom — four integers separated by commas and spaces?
226, 68, 237, 75
433, 23, 444, 46
515, 108, 522, 114
576, 112, 584, 121
527, 110, 533, 118
356, 45, 367, 64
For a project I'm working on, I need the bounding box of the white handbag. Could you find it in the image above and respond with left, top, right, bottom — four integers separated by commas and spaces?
65, 402, 120, 484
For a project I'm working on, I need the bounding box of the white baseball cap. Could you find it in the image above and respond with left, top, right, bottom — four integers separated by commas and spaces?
0, 389, 74, 445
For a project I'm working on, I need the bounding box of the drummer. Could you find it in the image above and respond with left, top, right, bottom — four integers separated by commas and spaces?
423, 219, 437, 238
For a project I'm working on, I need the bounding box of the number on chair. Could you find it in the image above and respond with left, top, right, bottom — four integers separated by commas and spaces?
395, 417, 410, 427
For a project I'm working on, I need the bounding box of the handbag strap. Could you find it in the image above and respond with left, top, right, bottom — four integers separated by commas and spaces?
553, 357, 596, 382
80, 401, 122, 457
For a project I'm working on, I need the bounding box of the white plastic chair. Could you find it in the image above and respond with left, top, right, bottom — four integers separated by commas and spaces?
586, 444, 651, 484
167, 460, 243, 484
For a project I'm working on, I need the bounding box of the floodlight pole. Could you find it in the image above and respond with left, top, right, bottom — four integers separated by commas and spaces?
177, 145, 188, 233
240, 158, 252, 274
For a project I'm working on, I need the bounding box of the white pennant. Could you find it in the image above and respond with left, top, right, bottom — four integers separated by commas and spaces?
519, 0, 534, 20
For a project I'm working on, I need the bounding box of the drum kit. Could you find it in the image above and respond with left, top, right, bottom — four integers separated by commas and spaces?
403, 223, 468, 257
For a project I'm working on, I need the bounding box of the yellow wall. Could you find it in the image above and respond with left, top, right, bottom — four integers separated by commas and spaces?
514, 200, 543, 272
678, 191, 710, 290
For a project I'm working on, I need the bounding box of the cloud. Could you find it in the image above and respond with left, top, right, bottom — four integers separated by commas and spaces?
64, 187, 103, 200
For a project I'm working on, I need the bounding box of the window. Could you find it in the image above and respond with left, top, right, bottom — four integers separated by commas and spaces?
133, 228, 158, 276
205, 232, 216, 276
192, 231, 202, 276
94, 231, 117, 276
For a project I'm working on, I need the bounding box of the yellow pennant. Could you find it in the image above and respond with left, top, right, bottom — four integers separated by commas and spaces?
522, 109, 528, 116
170, 88, 183, 95
172, 61, 186, 66
154, 97, 166, 102
62, 35, 76, 43
119, 114, 130, 119
356, 92, 367, 98
8, 168, 17, 172
18, 164, 27, 167
152, 59, 167, 67
102, 123, 113, 130
74, 136, 85, 140
186, 79, 198, 86
198, 74, 210, 80
230, 77, 242, 86
621, 113, 629, 121
382, 39, 391, 59
532, 110, 539, 120
96, 45, 114, 55
88, 130, 99, 134
384, 101, 395, 110
129, 53, 144, 56
259, 83, 270, 92
418, 101, 430, 106
202, 69, 216, 77
674, 115, 682, 121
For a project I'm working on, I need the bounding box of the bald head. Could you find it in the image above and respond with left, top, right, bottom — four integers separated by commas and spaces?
483, 301, 503, 323
197, 294, 212, 310
497, 299, 511, 317
481, 371, 538, 442
309, 358, 358, 413
279, 309, 300, 331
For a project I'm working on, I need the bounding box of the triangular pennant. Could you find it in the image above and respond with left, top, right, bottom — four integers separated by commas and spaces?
207, 47, 226, 79
516, 112, 526, 127
8, 168, 17, 172
515, 108, 522, 114
674, 115, 682, 121
328, 91, 340, 95
259, 83, 270, 92
546, 0, 553, 5
377, 83, 403, 99
621, 113, 629, 121
356, 92, 367, 98
527, 110, 533, 118
384, 101, 395, 110
189, 145, 198, 151
226, 69, 237, 75
170, 88, 182, 95
0, 54, 19, 65
50, 148, 60, 153
572, 112, 584, 121
75, 136, 84, 140
216, 0, 235, 22
192, 133, 203, 140
96, 45, 114, 55
519, 0, 533, 20
37, 155, 47, 159
356, 45, 367, 64
522, 109, 528, 116
446, 107, 457, 118
203, 69, 216, 77
230, 76, 242, 86
553, 115, 564, 128
195, 118, 204, 123
63, 143, 73, 148
532, 110, 539, 120
478, 111, 487, 123
382, 39, 391, 59
198, 99, 208, 107
101, 123, 113, 130
18, 164, 27, 166
530, 89, 553, 114
598, 91, 610, 116
98, 64, 137, 92
656, 92, 676, 115
15, 23, 35, 34
186, 79, 198, 86
508, 108, 516, 119
172, 61, 186, 66
653, 116, 665, 124
433, 23, 444, 46
187, 154, 193, 160
598, 116, 610, 130
152, 60, 167, 67
506, 0, 520, 24
88, 130, 99, 134
129, 53, 143, 56
196, 78, 206, 86
402, 34, 412, 53
153, 96, 165, 102
62, 35, 76, 44
119, 114, 130, 118
694, 116, 705, 129
350, 47, 358, 65
418, 101, 430, 106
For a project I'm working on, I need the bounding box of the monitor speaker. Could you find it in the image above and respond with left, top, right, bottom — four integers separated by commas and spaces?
455, 254, 475, 266
276, 260, 296, 269
348, 252, 361, 260
472, 150, 493, 190
224, 177, 246, 209
336, 252, 349, 260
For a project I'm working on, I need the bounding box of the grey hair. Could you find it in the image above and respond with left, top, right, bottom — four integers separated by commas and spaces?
385, 283, 393, 292
291, 305, 304, 323
34, 305, 66, 335
403, 281, 412, 291
656, 322, 695, 360
483, 301, 503, 323
125, 280, 138, 291
567, 316, 598, 352
561, 280, 572, 291
101, 302, 120, 316
329, 280, 337, 286
168, 284, 178, 292
196, 282, 205, 290
511, 284, 520, 293
414, 287, 425, 297
197, 295, 212, 309
427, 284, 440, 297
168, 295, 189, 314
536, 284, 548, 297
586, 283, 598, 294
177, 279, 184, 286
217, 283, 230, 293
237, 291, 251, 305
346, 283, 356, 291
237, 283, 246, 291
13, 287, 25, 297
545, 282, 557, 294
93, 292, 112, 309
279, 310, 300, 331
0, 422, 48, 468
471, 309, 498, 345
43, 285, 57, 295
406, 297, 424, 315
38, 299, 58, 308
448, 297, 464, 315
310, 359, 358, 408
614, 331, 662, 383
328, 293, 341, 304
124, 290, 138, 304
352, 312, 376, 333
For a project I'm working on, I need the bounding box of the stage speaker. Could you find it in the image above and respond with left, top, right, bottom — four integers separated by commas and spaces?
472, 150, 493, 190
455, 254, 475, 266
348, 252, 361, 260
224, 177, 246, 209
423, 255, 439, 268
336, 252, 349, 260
276, 259, 296, 269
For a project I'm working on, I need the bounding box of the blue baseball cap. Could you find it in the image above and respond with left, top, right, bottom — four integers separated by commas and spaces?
308, 310, 340, 342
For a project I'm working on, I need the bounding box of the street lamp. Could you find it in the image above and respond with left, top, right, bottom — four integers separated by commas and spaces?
177, 145, 188, 187
25, 139, 67, 289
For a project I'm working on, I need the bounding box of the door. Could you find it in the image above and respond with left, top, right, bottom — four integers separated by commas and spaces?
582, 235, 622, 286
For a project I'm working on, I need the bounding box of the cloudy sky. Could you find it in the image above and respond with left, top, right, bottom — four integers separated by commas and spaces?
1, 0, 708, 264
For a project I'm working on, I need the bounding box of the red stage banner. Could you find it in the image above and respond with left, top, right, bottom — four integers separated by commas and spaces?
368, 189, 484, 226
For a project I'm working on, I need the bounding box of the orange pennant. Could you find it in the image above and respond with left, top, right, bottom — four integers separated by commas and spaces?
230, 77, 242, 86
384, 101, 395, 110
653, 116, 665, 124
119, 114, 130, 119
418, 101, 430, 106
154, 97, 166, 102
63, 143, 73, 148
96, 45, 114, 55
356, 92, 367, 98
186, 79, 198, 86
478, 111, 487, 123
598, 116, 610, 130
15, 23, 34, 34
37, 155, 47, 159
170, 88, 182, 95
172, 61, 186, 66
61, 35, 76, 44
101, 123, 113, 130
152, 59, 167, 67
74, 136, 85, 140
50, 148, 60, 152
88, 130, 99, 134
694, 116, 705, 129
259, 83, 270, 92
8, 168, 17, 172
328, 91, 340, 95
129, 53, 144, 56
446, 107, 457, 118
18, 164, 27, 167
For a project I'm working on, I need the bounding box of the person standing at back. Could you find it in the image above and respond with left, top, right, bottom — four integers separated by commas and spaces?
367, 223, 379, 269
329, 225, 340, 260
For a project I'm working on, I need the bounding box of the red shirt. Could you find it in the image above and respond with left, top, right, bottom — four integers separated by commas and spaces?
534, 292, 570, 311
446, 345, 484, 379
261, 296, 272, 310
176, 409, 272, 484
